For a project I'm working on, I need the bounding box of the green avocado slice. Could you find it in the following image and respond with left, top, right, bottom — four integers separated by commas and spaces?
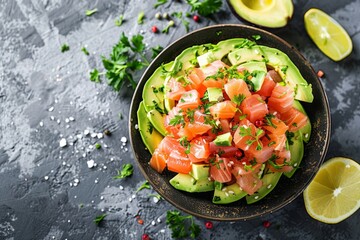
284, 130, 304, 178
246, 172, 283, 204
170, 173, 214, 193
137, 102, 163, 154
212, 183, 247, 204
293, 100, 312, 143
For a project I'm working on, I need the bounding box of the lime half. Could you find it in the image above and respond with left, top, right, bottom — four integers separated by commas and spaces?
303, 157, 360, 224
304, 8, 353, 61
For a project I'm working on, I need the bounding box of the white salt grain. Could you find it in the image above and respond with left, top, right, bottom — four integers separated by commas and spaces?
59, 138, 67, 148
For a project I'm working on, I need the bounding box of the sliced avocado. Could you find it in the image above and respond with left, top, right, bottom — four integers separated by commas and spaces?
212, 183, 247, 204
228, 46, 265, 66
197, 51, 217, 67
190, 163, 210, 180
137, 102, 164, 154
246, 172, 283, 204
239, 61, 267, 91
260, 46, 313, 103
214, 181, 224, 191
170, 173, 214, 193
293, 100, 311, 142
284, 131, 304, 178
227, 0, 294, 28
146, 109, 167, 136
213, 132, 233, 146
207, 87, 223, 102
143, 61, 173, 113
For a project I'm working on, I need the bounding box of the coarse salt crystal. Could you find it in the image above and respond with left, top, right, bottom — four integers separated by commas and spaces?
153, 197, 159, 203
39, 121, 44, 127
48, 106, 54, 112
59, 138, 67, 148
100, 196, 104, 200
157, 218, 161, 223
57, 119, 61, 124
91, 133, 97, 138
121, 137, 127, 143
50, 116, 55, 121
151, 220, 156, 226
97, 133, 104, 139
119, 185, 124, 190
84, 129, 90, 136
87, 160, 95, 168
69, 117, 75, 121
44, 176, 49, 180
110, 157, 114, 162
65, 118, 70, 123
74, 179, 80, 183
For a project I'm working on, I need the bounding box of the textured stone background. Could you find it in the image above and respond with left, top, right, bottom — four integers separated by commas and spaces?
0, 0, 359, 239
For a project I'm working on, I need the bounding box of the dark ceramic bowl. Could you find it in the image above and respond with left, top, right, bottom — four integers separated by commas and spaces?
129, 24, 330, 221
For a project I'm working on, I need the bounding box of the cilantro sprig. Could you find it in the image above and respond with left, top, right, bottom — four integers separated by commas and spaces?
186, 0, 222, 17
113, 163, 134, 179
136, 181, 151, 192
94, 213, 106, 225
166, 210, 201, 239
239, 126, 264, 150
90, 33, 149, 91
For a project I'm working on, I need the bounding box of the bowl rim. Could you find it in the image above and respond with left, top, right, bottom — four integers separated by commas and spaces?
129, 24, 331, 221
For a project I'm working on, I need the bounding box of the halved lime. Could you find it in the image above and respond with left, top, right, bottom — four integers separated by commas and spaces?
304, 8, 353, 61
303, 157, 360, 224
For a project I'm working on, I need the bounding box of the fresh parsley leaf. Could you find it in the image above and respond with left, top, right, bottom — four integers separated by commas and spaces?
115, 15, 124, 26
136, 181, 151, 192
186, 0, 222, 17
172, 12, 190, 32
154, 0, 168, 8
232, 94, 246, 105
239, 126, 263, 150
94, 214, 106, 225
147, 121, 154, 134
151, 45, 164, 59
179, 136, 191, 154
166, 210, 201, 239
81, 46, 90, 55
86, 8, 98, 16
264, 114, 277, 128
61, 44, 70, 53
169, 115, 185, 126
113, 163, 134, 179
252, 34, 261, 40
90, 69, 101, 83
234, 39, 257, 49
286, 130, 295, 145
137, 11, 145, 24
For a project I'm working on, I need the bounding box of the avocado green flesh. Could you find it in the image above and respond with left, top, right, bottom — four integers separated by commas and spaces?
293, 100, 312, 143
170, 173, 214, 192
207, 87, 223, 102
228, 0, 294, 28
246, 172, 283, 204
143, 61, 173, 113
284, 131, 304, 178
190, 163, 210, 180
239, 61, 267, 91
213, 132, 233, 146
260, 46, 314, 103
228, 46, 265, 66
213, 183, 247, 204
137, 102, 164, 154
146, 110, 167, 136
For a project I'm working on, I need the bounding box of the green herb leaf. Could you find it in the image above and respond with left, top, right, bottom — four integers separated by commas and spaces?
252, 34, 261, 40
232, 93, 246, 105
115, 15, 124, 26
95, 143, 101, 149
186, 0, 222, 17
239, 126, 263, 150
94, 214, 107, 225
264, 114, 277, 128
61, 44, 70, 53
154, 0, 168, 8
169, 115, 185, 126
137, 11, 145, 24
166, 210, 201, 239
151, 45, 164, 59
86, 8, 98, 16
286, 130, 295, 145
81, 46, 90, 55
113, 163, 134, 179
136, 181, 151, 192
90, 69, 101, 83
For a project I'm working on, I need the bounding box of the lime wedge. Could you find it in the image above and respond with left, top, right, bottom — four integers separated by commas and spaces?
303, 157, 360, 224
304, 8, 353, 61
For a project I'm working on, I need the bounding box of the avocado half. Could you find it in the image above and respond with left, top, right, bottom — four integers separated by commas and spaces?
227, 0, 294, 28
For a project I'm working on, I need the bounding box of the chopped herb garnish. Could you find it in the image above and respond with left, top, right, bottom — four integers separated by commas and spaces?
90, 69, 101, 83
154, 0, 168, 8
81, 46, 90, 55
86, 8, 98, 16
232, 94, 246, 105
166, 210, 201, 239
281, 65, 288, 74
179, 136, 191, 154
286, 130, 295, 145
172, 12, 190, 32
147, 121, 154, 134
169, 114, 185, 126
186, 0, 222, 17
95, 143, 101, 149
61, 44, 70, 53
185, 109, 195, 123
152, 100, 166, 114
136, 181, 151, 192
115, 15, 124, 26
264, 114, 277, 128
239, 126, 263, 150
252, 35, 261, 40
151, 45, 164, 59
216, 30, 222, 36
113, 163, 134, 179
94, 214, 107, 225
234, 39, 256, 49
137, 11, 145, 24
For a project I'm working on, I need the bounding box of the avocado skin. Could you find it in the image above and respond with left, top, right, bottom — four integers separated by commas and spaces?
226, 0, 294, 28
137, 102, 163, 154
